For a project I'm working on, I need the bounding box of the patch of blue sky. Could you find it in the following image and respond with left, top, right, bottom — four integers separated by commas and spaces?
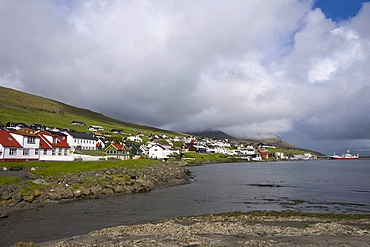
314, 0, 370, 22
276, 0, 370, 60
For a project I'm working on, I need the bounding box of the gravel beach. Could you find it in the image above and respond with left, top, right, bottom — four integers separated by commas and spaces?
40, 212, 370, 247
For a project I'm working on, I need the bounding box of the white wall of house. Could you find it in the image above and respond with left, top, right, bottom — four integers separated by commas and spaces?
88, 126, 104, 131
239, 148, 256, 155
127, 136, 143, 143
64, 132, 97, 152
0, 145, 18, 160
9, 133, 40, 160
72, 138, 97, 151
0, 146, 40, 161
0, 145, 4, 159
149, 145, 168, 160
39, 147, 74, 161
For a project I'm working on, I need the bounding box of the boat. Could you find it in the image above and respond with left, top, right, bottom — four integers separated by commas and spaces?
329, 150, 359, 160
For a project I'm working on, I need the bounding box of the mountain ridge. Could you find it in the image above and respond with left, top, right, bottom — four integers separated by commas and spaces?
0, 86, 181, 136
0, 86, 312, 152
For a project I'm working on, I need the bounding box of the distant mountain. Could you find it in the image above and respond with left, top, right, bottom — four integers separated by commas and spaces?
0, 86, 181, 136
189, 130, 236, 140
189, 129, 313, 151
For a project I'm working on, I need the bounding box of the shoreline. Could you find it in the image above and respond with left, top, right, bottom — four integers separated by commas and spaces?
0, 161, 192, 218
40, 211, 370, 247
3, 160, 370, 246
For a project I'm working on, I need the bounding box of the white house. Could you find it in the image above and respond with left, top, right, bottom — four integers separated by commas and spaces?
63, 130, 97, 152
88, 125, 104, 132
148, 144, 169, 160
127, 135, 143, 143
0, 130, 39, 161
38, 131, 73, 161
8, 131, 40, 161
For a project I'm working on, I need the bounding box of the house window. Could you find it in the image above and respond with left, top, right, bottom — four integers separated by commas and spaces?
9, 149, 17, 156
35, 149, 39, 155
27, 137, 35, 144
58, 148, 62, 156
23, 149, 29, 156
52, 137, 57, 143
43, 149, 47, 155
52, 148, 56, 155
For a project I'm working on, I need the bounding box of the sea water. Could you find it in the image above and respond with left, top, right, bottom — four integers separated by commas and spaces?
1, 159, 369, 245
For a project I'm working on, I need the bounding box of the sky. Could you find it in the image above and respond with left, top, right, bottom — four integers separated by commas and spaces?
1, 0, 370, 155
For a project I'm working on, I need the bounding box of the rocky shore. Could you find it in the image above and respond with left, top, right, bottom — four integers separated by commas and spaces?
0, 162, 190, 217
42, 212, 370, 246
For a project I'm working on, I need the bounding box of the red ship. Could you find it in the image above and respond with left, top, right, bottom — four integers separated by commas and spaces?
329, 150, 359, 160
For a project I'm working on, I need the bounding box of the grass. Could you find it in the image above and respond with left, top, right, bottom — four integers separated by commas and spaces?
17, 182, 42, 197
0, 159, 161, 178
0, 176, 21, 186
183, 152, 230, 164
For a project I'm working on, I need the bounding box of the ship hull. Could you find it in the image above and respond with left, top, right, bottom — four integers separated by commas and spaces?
329, 157, 359, 160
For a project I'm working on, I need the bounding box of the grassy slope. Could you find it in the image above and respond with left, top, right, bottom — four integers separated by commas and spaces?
0, 86, 182, 137
0, 86, 317, 155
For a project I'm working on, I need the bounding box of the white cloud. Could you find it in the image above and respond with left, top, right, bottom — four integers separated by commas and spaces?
1, 0, 370, 152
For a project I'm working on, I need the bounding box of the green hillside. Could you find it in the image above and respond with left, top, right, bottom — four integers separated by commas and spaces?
0, 86, 318, 154
0, 86, 182, 137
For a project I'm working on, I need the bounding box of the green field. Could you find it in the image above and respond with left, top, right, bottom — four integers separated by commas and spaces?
1, 159, 160, 178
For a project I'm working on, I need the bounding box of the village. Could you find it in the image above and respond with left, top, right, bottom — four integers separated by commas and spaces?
0, 121, 316, 163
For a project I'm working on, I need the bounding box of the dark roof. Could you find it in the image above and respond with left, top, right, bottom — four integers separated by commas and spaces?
6, 122, 28, 128
64, 130, 96, 140
30, 123, 46, 130
45, 130, 68, 139
124, 142, 142, 153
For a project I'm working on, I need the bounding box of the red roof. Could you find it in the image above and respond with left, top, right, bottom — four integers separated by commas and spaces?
38, 131, 70, 149
110, 143, 129, 151
0, 130, 22, 148
113, 144, 124, 150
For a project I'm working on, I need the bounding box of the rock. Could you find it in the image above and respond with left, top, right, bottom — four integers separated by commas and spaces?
0, 210, 8, 218
0, 162, 190, 211
33, 189, 42, 198
102, 187, 114, 195
114, 185, 125, 193
132, 183, 144, 192
47, 192, 62, 201
32, 179, 48, 185
12, 194, 23, 202
61, 189, 74, 199
79, 186, 91, 196
124, 186, 134, 194
91, 186, 103, 198
73, 189, 82, 198
23, 195, 35, 203
1, 192, 12, 200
